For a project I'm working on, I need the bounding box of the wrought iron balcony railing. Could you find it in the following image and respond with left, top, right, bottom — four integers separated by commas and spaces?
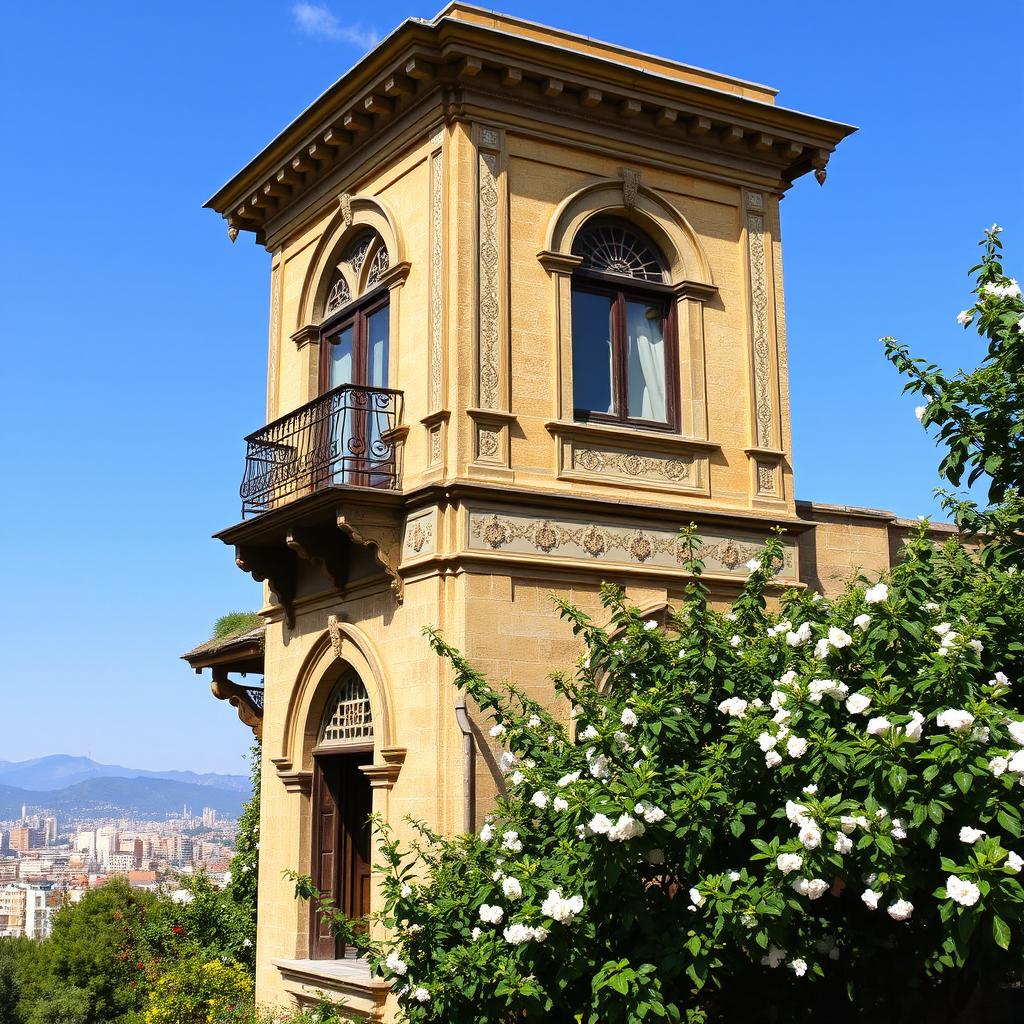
239, 384, 403, 518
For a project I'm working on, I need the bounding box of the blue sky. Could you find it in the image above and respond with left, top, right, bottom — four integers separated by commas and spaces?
1, 1, 1021, 775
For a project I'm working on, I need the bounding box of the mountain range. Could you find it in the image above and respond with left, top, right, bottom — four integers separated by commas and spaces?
0, 756, 251, 823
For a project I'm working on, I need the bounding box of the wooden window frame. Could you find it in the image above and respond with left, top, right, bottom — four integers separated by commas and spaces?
570, 269, 679, 433
318, 285, 390, 393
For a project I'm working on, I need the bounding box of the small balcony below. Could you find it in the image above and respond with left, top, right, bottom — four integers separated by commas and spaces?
240, 384, 404, 519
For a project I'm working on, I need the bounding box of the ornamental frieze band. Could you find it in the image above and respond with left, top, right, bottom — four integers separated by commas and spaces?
467, 509, 796, 579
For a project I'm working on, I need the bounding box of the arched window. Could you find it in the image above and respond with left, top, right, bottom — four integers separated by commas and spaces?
319, 230, 391, 394
570, 219, 677, 430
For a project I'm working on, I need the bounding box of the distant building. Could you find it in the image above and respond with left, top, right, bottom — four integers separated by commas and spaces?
106, 853, 135, 875
202, 807, 218, 827
0, 882, 60, 939
9, 827, 45, 854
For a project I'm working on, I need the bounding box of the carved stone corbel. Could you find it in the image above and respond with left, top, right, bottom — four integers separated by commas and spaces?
211, 667, 264, 740
336, 507, 403, 602
235, 544, 298, 627
327, 614, 345, 660
620, 167, 641, 207
359, 747, 407, 790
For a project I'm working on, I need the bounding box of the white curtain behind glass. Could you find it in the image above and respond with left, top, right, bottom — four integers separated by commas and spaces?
625, 301, 666, 421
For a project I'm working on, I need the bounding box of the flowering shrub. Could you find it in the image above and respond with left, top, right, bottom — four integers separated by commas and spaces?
289, 524, 1024, 1023
142, 947, 253, 1024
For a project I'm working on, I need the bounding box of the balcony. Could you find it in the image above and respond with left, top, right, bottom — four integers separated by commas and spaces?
219, 384, 407, 625
240, 384, 404, 519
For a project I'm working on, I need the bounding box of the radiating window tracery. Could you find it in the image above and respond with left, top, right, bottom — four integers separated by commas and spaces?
319, 671, 374, 746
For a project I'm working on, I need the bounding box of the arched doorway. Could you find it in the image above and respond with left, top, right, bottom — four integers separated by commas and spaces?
309, 670, 375, 959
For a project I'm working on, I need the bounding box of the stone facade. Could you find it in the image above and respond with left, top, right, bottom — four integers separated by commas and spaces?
200, 4, 926, 1017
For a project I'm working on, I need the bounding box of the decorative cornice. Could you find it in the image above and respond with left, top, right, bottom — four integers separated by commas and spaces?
672, 280, 719, 302
291, 323, 320, 348
358, 746, 407, 790
207, 13, 855, 244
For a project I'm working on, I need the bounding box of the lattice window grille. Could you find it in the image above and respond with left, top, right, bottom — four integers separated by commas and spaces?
325, 272, 351, 315
367, 244, 390, 287
320, 673, 374, 745
573, 223, 665, 282
345, 236, 372, 276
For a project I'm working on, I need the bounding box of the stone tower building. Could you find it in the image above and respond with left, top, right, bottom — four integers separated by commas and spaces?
193, 5, 930, 1017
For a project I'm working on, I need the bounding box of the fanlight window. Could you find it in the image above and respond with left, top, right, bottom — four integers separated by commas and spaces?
572, 222, 665, 282
323, 231, 390, 319
319, 671, 374, 746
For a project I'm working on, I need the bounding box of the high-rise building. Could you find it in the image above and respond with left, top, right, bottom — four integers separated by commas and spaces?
9, 827, 45, 854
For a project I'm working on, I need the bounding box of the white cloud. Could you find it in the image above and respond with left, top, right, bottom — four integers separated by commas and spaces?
292, 3, 380, 49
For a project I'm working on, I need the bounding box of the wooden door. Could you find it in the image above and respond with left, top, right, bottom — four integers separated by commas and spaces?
310, 751, 373, 959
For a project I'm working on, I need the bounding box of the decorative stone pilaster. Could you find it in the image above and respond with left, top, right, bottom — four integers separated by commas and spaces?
469, 124, 513, 478
743, 189, 785, 504
424, 125, 448, 470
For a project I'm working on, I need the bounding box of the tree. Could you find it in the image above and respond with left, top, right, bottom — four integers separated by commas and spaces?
17, 879, 178, 1024
886, 225, 1024, 566
0, 938, 28, 1024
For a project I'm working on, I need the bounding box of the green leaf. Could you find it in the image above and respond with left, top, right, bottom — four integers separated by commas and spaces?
889, 766, 908, 795
954, 771, 973, 795
992, 914, 1011, 950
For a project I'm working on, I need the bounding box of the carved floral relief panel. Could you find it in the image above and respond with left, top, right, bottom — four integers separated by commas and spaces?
466, 507, 796, 580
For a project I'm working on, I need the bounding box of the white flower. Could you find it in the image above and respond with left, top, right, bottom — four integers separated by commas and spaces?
760, 944, 786, 968
891, 818, 907, 841
501, 831, 522, 853
776, 853, 803, 875
864, 583, 888, 605
579, 724, 599, 740
990, 756, 1009, 777
802, 784, 818, 795
588, 753, 611, 780
765, 750, 783, 767
730, 634, 742, 648
971, 725, 990, 744
839, 816, 858, 834
557, 771, 581, 788
553, 796, 569, 812
770, 690, 789, 710
502, 876, 522, 900
990, 223, 1003, 234
607, 814, 645, 842
688, 886, 705, 907
946, 875, 981, 907
745, 558, 761, 572
527, 714, 541, 728
828, 627, 853, 649
798, 824, 822, 850
717, 697, 748, 718
866, 716, 892, 736
385, 951, 408, 975
479, 904, 504, 924
861, 889, 881, 910
400, 884, 413, 898
510, 770, 524, 786
620, 708, 638, 728
933, 622, 952, 636
480, 823, 494, 843
915, 405, 926, 421
1007, 721, 1024, 746
959, 826, 986, 844
904, 711, 925, 742
887, 899, 914, 921
812, 638, 831, 660
530, 791, 549, 810
499, 751, 517, 773
588, 813, 613, 835
786, 622, 813, 647
755, 733, 777, 754
982, 279, 1022, 299
471, 926, 482, 941
503, 923, 540, 945
489, 723, 505, 737
643, 619, 658, 631
956, 309, 974, 327
725, 612, 737, 622
992, 671, 1010, 687
412, 987, 431, 1003
786, 736, 808, 759
846, 692, 872, 715
788, 958, 808, 977
635, 801, 666, 824
834, 834, 853, 854
853, 613, 872, 630
1006, 851, 1023, 873
541, 889, 583, 923
1009, 749, 1024, 773
936, 709, 975, 733
786, 800, 811, 826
